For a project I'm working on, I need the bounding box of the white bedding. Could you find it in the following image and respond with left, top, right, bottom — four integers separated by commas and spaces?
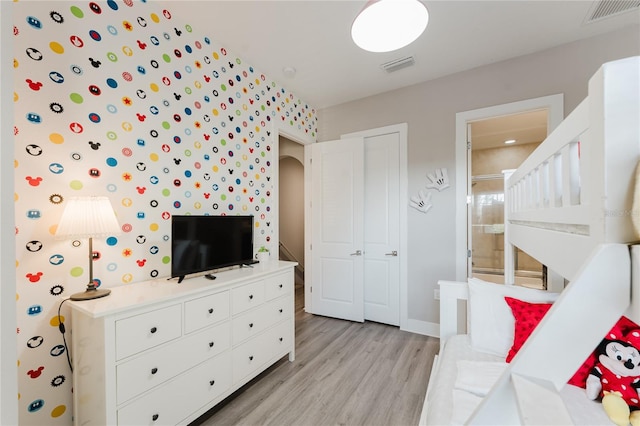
425, 335, 613, 425
455, 360, 506, 396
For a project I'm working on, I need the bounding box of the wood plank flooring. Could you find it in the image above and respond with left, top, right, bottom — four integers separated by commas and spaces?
191, 285, 439, 426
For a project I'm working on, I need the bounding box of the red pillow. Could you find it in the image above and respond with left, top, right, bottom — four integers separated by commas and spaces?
503, 297, 640, 387
568, 315, 640, 388
504, 296, 553, 363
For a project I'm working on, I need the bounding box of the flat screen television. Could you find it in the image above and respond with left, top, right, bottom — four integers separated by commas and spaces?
171, 215, 254, 282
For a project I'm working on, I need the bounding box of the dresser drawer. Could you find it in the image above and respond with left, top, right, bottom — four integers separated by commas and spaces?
184, 291, 230, 333
117, 351, 231, 426
263, 319, 293, 361
265, 296, 292, 329
232, 319, 292, 383
231, 303, 270, 346
115, 305, 182, 360
232, 332, 268, 383
232, 296, 292, 346
264, 271, 293, 301
116, 321, 230, 404
231, 280, 265, 314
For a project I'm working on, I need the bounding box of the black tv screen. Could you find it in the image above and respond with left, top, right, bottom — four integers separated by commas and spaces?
171, 215, 254, 281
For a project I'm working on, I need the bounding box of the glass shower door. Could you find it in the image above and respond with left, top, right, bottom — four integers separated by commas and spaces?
471, 175, 543, 288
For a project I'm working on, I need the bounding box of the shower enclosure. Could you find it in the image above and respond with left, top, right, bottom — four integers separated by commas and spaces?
471, 174, 544, 288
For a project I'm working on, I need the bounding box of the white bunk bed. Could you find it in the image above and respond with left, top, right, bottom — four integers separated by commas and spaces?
421, 56, 640, 425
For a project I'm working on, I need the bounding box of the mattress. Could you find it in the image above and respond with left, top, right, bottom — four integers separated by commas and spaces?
424, 335, 613, 425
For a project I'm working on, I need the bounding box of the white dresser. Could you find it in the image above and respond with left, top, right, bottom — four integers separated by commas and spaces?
69, 261, 296, 425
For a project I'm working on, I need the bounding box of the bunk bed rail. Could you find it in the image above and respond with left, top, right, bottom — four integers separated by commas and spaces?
505, 56, 640, 282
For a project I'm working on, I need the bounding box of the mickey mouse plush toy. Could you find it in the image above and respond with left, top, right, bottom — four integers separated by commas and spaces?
586, 328, 640, 426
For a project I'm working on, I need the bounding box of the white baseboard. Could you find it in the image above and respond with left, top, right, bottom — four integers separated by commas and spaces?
402, 319, 439, 337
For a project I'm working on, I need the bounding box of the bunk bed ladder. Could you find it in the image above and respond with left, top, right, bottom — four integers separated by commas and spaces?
468, 244, 632, 425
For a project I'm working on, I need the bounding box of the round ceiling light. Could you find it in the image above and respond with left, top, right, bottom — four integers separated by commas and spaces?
351, 0, 429, 53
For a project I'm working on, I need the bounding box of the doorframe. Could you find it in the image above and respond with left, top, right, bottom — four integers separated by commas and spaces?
454, 95, 564, 281
269, 121, 314, 282
340, 123, 409, 330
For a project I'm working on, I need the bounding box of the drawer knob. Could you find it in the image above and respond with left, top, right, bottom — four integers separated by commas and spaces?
249, 355, 254, 361
279, 337, 284, 342
279, 309, 283, 313
151, 367, 158, 375
249, 294, 254, 300
209, 341, 215, 348
152, 414, 159, 422
249, 323, 254, 328
150, 327, 157, 334
279, 284, 283, 288
209, 379, 215, 386
208, 308, 214, 314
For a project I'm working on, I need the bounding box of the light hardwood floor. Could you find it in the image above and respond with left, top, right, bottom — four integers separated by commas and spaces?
191, 285, 439, 426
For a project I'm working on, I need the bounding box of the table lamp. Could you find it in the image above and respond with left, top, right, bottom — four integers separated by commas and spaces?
55, 196, 120, 301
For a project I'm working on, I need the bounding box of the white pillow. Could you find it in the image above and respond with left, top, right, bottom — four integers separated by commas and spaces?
467, 277, 560, 357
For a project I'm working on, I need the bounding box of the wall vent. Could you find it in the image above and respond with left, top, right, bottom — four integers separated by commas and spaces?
381, 56, 415, 73
585, 0, 640, 23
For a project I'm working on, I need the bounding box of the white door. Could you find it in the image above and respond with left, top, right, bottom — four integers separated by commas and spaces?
309, 138, 365, 322
363, 133, 400, 325
307, 129, 402, 326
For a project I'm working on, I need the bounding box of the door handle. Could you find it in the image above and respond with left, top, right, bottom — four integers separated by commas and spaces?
385, 250, 398, 256
350, 250, 362, 256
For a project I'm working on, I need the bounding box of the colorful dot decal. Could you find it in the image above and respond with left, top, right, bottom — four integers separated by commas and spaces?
13, 1, 316, 423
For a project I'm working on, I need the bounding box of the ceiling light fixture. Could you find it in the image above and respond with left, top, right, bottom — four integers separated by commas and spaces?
504, 139, 516, 145
351, 0, 429, 53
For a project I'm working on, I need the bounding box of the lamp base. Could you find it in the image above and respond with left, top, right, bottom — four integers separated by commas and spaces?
70, 288, 111, 301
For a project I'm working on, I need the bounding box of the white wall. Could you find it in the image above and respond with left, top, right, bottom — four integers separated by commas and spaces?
279, 156, 305, 265
1, 3, 18, 424
317, 26, 640, 326
280, 136, 305, 164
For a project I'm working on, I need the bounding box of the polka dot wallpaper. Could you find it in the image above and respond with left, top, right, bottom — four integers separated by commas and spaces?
12, 1, 317, 424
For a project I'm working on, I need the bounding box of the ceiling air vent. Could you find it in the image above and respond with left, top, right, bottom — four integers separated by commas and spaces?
381, 56, 415, 73
585, 0, 640, 23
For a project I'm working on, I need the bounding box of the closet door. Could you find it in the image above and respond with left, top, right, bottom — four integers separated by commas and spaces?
307, 129, 402, 326
362, 133, 400, 326
309, 138, 365, 322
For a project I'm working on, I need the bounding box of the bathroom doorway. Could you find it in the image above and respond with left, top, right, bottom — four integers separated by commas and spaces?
469, 110, 548, 287
455, 94, 564, 284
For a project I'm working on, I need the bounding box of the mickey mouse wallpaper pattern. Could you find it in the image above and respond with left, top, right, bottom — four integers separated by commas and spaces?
12, 1, 317, 424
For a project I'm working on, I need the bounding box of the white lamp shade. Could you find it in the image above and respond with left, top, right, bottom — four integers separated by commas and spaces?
55, 196, 120, 239
351, 0, 429, 53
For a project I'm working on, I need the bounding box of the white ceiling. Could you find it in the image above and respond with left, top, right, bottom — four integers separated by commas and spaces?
169, 1, 640, 109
